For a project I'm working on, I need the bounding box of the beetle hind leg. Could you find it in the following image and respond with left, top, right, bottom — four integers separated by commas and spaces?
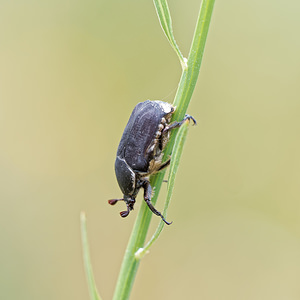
157, 158, 171, 172
148, 157, 171, 175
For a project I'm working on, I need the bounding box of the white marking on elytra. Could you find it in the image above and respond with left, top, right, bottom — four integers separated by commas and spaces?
153, 100, 174, 114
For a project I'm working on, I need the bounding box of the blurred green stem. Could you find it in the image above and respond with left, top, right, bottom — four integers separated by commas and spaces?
112, 1, 215, 299
80, 212, 102, 300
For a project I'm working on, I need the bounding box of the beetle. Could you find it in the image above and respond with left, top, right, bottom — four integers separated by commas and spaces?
108, 100, 196, 225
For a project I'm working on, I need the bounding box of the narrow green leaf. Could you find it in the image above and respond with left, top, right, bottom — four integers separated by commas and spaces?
135, 120, 190, 259
80, 212, 102, 300
153, 0, 187, 69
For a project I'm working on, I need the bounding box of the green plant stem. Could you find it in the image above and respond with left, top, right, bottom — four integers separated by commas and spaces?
112, 1, 215, 299
135, 120, 190, 259
172, 0, 215, 122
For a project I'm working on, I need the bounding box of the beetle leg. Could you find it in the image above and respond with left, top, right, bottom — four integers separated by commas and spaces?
142, 180, 172, 225
157, 158, 171, 172
163, 114, 197, 133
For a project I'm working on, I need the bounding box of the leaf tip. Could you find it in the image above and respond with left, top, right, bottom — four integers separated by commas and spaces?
80, 211, 86, 223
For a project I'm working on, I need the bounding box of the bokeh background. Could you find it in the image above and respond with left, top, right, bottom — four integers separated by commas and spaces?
1, 0, 300, 299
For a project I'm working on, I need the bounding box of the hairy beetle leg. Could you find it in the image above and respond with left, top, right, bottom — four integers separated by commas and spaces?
143, 180, 172, 225
157, 158, 171, 172
163, 114, 197, 133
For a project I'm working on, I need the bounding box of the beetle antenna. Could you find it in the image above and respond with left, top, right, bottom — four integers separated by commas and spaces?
108, 198, 124, 205
120, 209, 130, 218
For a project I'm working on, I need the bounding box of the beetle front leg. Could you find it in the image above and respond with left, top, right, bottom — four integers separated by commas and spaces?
163, 114, 197, 133
142, 180, 172, 225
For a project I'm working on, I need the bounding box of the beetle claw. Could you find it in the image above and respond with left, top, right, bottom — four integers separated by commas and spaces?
185, 114, 197, 125
163, 218, 173, 225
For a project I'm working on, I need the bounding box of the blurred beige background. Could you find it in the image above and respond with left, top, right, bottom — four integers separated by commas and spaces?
1, 0, 300, 299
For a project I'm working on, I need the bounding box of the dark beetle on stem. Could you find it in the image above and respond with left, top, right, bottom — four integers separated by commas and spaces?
108, 100, 196, 225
